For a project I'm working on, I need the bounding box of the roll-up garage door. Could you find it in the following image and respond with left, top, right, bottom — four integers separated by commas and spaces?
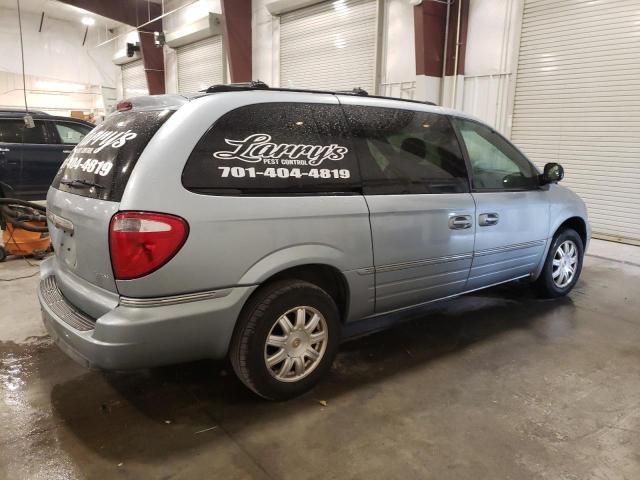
511, 0, 640, 244
177, 35, 224, 94
121, 59, 148, 98
279, 0, 378, 93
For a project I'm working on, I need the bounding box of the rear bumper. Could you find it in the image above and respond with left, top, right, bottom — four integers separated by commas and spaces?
38, 259, 256, 370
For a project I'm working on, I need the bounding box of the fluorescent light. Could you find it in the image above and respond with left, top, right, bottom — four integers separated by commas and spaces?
333, 0, 348, 15
334, 35, 346, 49
81, 17, 95, 26
35, 80, 87, 92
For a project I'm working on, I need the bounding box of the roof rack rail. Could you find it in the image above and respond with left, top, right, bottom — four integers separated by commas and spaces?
204, 80, 269, 93
335, 87, 369, 96
202, 81, 439, 107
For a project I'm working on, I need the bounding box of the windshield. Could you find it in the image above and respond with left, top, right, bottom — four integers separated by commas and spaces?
52, 109, 174, 201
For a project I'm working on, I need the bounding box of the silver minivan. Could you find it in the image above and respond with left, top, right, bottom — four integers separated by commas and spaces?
39, 84, 590, 399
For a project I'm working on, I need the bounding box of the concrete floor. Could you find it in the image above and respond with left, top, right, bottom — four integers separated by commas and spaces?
1, 250, 639, 479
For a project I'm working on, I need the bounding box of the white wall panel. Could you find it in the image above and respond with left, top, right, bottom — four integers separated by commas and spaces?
0, 7, 117, 87
177, 35, 224, 94
380, 0, 415, 87
279, 0, 378, 93
512, 0, 640, 244
458, 0, 524, 134
462, 73, 512, 134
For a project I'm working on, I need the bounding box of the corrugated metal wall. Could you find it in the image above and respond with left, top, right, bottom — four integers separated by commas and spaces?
177, 36, 224, 94
121, 60, 148, 98
279, 0, 378, 93
512, 0, 640, 244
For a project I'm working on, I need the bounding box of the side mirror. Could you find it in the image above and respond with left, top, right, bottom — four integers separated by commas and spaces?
542, 162, 564, 184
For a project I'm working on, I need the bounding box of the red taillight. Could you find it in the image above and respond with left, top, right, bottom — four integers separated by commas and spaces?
116, 100, 133, 112
109, 212, 189, 280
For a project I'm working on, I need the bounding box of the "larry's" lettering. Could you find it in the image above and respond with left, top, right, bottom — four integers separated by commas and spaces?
213, 134, 349, 166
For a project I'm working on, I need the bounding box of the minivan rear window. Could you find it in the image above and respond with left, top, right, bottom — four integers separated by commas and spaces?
52, 110, 174, 201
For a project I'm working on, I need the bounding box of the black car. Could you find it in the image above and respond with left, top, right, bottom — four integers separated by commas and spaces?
0, 110, 94, 200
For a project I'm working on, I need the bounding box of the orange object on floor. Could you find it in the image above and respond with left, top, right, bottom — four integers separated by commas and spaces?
1, 222, 50, 259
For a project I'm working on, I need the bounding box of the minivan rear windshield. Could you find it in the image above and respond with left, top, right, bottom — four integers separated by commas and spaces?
52, 109, 174, 201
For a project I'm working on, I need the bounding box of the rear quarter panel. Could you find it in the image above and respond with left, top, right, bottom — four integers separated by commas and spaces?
117, 92, 374, 321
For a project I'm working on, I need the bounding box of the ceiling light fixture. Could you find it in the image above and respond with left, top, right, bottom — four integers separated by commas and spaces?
81, 17, 95, 26
35, 80, 87, 92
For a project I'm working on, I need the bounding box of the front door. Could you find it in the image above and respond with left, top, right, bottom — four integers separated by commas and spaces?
5, 119, 57, 200
453, 118, 550, 290
340, 99, 475, 313
17, 119, 91, 200
0, 118, 27, 197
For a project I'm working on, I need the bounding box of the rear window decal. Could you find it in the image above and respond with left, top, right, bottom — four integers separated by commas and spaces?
75, 128, 138, 154
212, 133, 349, 167
52, 110, 174, 201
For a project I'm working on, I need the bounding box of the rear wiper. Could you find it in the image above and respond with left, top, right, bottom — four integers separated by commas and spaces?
61, 179, 105, 189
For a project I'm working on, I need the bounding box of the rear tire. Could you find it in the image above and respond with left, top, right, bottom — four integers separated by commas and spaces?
229, 279, 341, 400
536, 228, 584, 298
0, 247, 6, 262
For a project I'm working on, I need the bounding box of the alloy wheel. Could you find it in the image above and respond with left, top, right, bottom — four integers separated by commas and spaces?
552, 240, 578, 288
263, 306, 328, 382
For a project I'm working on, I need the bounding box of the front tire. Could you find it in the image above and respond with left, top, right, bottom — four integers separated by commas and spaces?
229, 280, 341, 400
536, 228, 584, 298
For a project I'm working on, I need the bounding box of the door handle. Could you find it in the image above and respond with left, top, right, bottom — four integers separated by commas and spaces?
63, 149, 72, 154
449, 214, 473, 230
0, 147, 10, 152
479, 213, 499, 226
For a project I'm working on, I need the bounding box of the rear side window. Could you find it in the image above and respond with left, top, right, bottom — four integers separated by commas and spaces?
342, 106, 469, 194
52, 110, 174, 201
182, 102, 360, 195
54, 122, 92, 145
0, 119, 51, 144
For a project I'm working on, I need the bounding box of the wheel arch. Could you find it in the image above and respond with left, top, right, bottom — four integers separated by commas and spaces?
271, 264, 350, 321
555, 216, 588, 247
236, 244, 354, 319
533, 215, 589, 281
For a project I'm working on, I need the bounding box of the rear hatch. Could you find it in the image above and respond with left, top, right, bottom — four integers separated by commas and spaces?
47, 100, 180, 297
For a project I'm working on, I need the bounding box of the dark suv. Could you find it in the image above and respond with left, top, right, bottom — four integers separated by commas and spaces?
0, 110, 93, 200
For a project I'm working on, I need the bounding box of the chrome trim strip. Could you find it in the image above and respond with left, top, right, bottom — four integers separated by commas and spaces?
376, 253, 473, 274
355, 267, 375, 276
363, 274, 531, 320
468, 262, 538, 282
377, 267, 470, 289
120, 288, 233, 308
47, 212, 74, 233
474, 239, 546, 257
377, 278, 467, 302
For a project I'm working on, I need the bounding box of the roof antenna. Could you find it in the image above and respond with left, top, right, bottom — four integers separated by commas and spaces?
16, 0, 34, 128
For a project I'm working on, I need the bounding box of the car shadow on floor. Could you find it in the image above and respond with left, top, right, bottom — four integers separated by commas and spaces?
49, 280, 577, 462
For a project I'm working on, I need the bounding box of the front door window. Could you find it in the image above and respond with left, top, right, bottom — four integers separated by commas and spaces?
454, 118, 539, 191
